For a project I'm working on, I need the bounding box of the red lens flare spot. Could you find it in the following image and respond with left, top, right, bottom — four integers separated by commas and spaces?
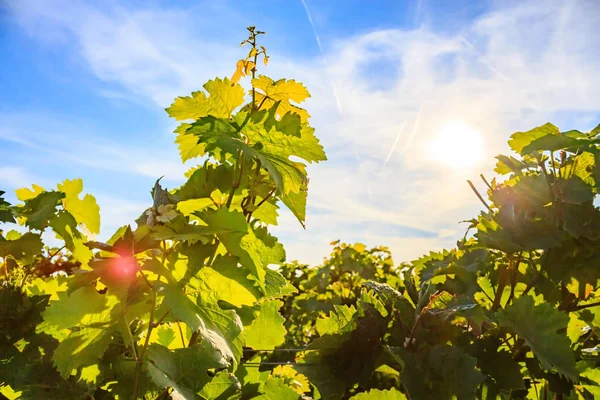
110, 256, 138, 281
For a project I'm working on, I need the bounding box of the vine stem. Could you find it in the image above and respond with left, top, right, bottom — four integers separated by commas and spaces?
504, 253, 522, 307
251, 30, 258, 110
492, 262, 509, 312
23, 245, 66, 286
570, 300, 600, 311
123, 314, 139, 363
551, 151, 559, 178
132, 243, 165, 400
480, 174, 492, 190
226, 150, 244, 208
467, 180, 492, 212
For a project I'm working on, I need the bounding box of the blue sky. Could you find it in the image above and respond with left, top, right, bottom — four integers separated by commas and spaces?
1, 0, 599, 264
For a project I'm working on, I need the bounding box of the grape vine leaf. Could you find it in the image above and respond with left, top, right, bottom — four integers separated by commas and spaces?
252, 75, 310, 121
349, 388, 407, 399
399, 345, 485, 400
0, 190, 15, 223
271, 365, 310, 395
198, 371, 241, 400
161, 284, 244, 363
147, 342, 231, 398
494, 155, 530, 175
20, 191, 65, 230
15, 184, 45, 201
475, 346, 525, 391
49, 210, 82, 250
315, 305, 356, 336
0, 232, 43, 259
244, 300, 286, 350
254, 377, 301, 400
166, 77, 245, 121
57, 178, 101, 234
40, 286, 119, 377
199, 207, 285, 288
508, 123, 560, 154
174, 123, 204, 163
194, 255, 259, 307
263, 269, 298, 298
497, 295, 577, 381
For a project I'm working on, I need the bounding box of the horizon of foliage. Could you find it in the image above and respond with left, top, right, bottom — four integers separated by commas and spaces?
1, 26, 600, 400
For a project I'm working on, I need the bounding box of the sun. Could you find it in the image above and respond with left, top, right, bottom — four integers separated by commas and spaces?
429, 121, 484, 169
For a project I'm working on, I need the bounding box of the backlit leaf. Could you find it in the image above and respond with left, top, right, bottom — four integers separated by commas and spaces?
498, 295, 577, 380
244, 300, 286, 350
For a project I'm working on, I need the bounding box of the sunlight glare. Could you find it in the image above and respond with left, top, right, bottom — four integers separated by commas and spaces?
429, 121, 484, 169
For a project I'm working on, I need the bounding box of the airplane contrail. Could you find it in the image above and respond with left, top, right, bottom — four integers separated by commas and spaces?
402, 107, 422, 154
300, 0, 343, 115
384, 121, 407, 166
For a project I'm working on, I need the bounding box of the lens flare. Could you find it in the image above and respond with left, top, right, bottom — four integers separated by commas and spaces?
110, 256, 138, 281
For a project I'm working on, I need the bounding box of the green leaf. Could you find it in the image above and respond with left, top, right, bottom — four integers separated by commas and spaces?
557, 176, 595, 204
244, 300, 287, 350
177, 162, 234, 201
41, 286, 118, 331
57, 178, 101, 234
252, 197, 280, 226
0, 232, 43, 259
52, 328, 113, 378
198, 371, 241, 400
263, 269, 298, 298
147, 342, 232, 398
494, 155, 531, 175
41, 287, 119, 377
567, 314, 587, 344
498, 295, 577, 381
199, 207, 285, 288
0, 190, 15, 223
521, 134, 584, 155
315, 305, 356, 336
277, 111, 302, 137
174, 123, 205, 162
166, 77, 245, 121
194, 255, 259, 307
15, 183, 45, 201
255, 378, 301, 400
349, 388, 407, 399
281, 189, 307, 228
508, 123, 560, 154
476, 346, 525, 391
400, 345, 485, 400
167, 90, 210, 121
20, 191, 65, 230
252, 75, 311, 121
49, 210, 82, 250
203, 78, 246, 119
161, 285, 244, 363
151, 214, 237, 242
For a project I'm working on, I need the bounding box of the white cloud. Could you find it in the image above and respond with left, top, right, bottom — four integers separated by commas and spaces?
4, 0, 600, 265
0, 111, 187, 183
93, 194, 149, 237
0, 166, 40, 190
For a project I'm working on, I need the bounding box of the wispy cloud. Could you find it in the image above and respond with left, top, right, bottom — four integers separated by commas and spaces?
0, 166, 41, 189
4, 0, 600, 265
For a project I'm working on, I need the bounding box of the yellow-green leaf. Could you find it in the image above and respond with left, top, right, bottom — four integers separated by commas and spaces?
57, 178, 100, 234
252, 75, 310, 121
15, 183, 45, 201
166, 78, 245, 121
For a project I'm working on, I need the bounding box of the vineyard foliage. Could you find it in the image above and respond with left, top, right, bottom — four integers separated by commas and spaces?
2, 27, 600, 400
